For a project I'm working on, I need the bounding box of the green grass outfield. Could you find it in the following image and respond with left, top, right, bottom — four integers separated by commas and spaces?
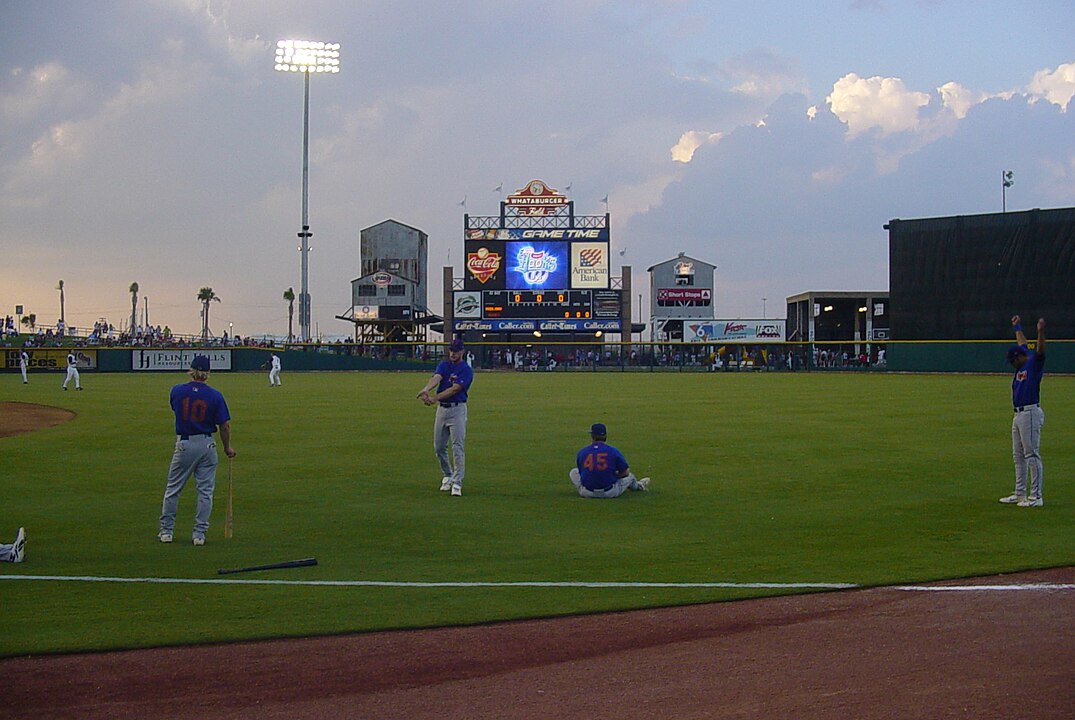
1, 370, 1071, 656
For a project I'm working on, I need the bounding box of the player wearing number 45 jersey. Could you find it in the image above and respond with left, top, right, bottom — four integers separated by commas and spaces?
158, 355, 236, 545
570, 423, 650, 498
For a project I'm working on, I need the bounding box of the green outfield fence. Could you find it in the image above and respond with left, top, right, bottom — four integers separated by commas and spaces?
4, 339, 1073, 374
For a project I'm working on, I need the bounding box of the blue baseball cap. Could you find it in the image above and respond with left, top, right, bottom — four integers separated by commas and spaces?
1006, 344, 1027, 362
190, 355, 211, 371
590, 423, 607, 436
449, 338, 465, 352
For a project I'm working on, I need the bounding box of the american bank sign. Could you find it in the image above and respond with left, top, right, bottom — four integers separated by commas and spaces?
133, 349, 233, 370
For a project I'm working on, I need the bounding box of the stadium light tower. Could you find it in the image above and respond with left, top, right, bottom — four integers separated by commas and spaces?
274, 39, 341, 342
1002, 170, 1014, 213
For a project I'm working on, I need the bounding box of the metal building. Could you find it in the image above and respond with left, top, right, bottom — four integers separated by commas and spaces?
647, 252, 716, 341
336, 219, 439, 343
785, 291, 889, 357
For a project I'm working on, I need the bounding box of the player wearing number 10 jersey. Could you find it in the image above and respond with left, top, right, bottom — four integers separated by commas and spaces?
158, 355, 236, 546
570, 422, 650, 498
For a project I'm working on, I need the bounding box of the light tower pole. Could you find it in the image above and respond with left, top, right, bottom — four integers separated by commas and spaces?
274, 39, 340, 342
1002, 170, 1014, 213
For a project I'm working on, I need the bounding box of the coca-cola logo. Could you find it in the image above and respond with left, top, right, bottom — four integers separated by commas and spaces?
466, 247, 501, 284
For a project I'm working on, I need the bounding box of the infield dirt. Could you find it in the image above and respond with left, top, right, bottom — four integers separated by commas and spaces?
0, 401, 74, 438
2, 567, 1071, 719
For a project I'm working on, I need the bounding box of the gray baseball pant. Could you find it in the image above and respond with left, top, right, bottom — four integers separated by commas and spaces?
160, 435, 218, 538
1011, 406, 1044, 499
569, 468, 641, 498
434, 404, 467, 487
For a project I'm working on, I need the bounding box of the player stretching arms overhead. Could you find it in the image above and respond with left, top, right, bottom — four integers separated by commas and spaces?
999, 315, 1046, 507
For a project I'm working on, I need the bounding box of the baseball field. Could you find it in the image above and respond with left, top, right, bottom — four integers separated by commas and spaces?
0, 369, 1072, 658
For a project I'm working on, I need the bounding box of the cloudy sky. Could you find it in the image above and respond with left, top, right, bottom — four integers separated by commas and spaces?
2, 0, 1073, 339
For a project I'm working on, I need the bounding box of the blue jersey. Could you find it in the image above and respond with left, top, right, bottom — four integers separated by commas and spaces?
170, 381, 231, 436
1012, 348, 1045, 407
434, 359, 473, 402
576, 441, 629, 491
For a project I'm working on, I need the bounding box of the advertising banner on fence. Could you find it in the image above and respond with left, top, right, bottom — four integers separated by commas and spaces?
132, 349, 233, 371
4, 348, 97, 370
684, 320, 786, 343
453, 318, 620, 333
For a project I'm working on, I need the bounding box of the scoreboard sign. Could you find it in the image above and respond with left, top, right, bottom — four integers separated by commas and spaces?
464, 228, 610, 291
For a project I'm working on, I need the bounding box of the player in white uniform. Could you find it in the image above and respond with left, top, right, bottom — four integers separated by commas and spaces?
62, 351, 81, 390
268, 353, 282, 386
19, 350, 29, 383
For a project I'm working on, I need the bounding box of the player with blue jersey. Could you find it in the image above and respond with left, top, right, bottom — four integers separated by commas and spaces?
570, 423, 650, 498
417, 338, 473, 496
1000, 315, 1046, 508
158, 355, 236, 545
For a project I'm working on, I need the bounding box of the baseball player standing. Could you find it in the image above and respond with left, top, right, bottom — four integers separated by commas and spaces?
61, 351, 81, 390
268, 353, 282, 386
570, 422, 650, 498
19, 350, 29, 384
1000, 315, 1046, 507
158, 355, 236, 545
417, 338, 473, 496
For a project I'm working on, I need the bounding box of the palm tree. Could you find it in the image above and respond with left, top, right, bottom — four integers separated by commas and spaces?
57, 280, 65, 329
21, 313, 37, 331
283, 287, 295, 342
197, 287, 221, 341
129, 282, 139, 333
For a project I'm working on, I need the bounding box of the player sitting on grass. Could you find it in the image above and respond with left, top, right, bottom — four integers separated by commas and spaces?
0, 527, 26, 563
570, 423, 650, 498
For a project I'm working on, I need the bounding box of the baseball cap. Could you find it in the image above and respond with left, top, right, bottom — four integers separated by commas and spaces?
590, 423, 607, 436
190, 355, 211, 371
449, 338, 465, 352
1005, 344, 1027, 362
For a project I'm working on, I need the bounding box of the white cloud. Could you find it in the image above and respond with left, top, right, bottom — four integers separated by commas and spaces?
1027, 61, 1075, 111
826, 73, 930, 136
937, 81, 985, 119
0, 62, 90, 130
671, 130, 723, 163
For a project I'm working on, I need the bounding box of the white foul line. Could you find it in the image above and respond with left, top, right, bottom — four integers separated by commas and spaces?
0, 575, 1071, 591
0, 575, 855, 589
895, 583, 1075, 592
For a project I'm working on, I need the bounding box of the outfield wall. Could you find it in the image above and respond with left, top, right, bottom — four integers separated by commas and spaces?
885, 340, 1074, 373
4, 341, 1073, 374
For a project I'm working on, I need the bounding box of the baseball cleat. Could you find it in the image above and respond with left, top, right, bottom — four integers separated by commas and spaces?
158, 531, 173, 544
439, 477, 453, 491
636, 477, 651, 491
192, 536, 205, 546
1017, 496, 1043, 507
450, 484, 462, 497
11, 527, 26, 563
998, 494, 1025, 504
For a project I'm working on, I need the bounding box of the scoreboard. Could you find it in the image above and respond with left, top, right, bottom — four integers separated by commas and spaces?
484, 290, 594, 319
454, 289, 622, 333
456, 216, 620, 333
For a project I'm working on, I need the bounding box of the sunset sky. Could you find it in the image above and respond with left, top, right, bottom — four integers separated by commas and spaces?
2, 1, 1072, 338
